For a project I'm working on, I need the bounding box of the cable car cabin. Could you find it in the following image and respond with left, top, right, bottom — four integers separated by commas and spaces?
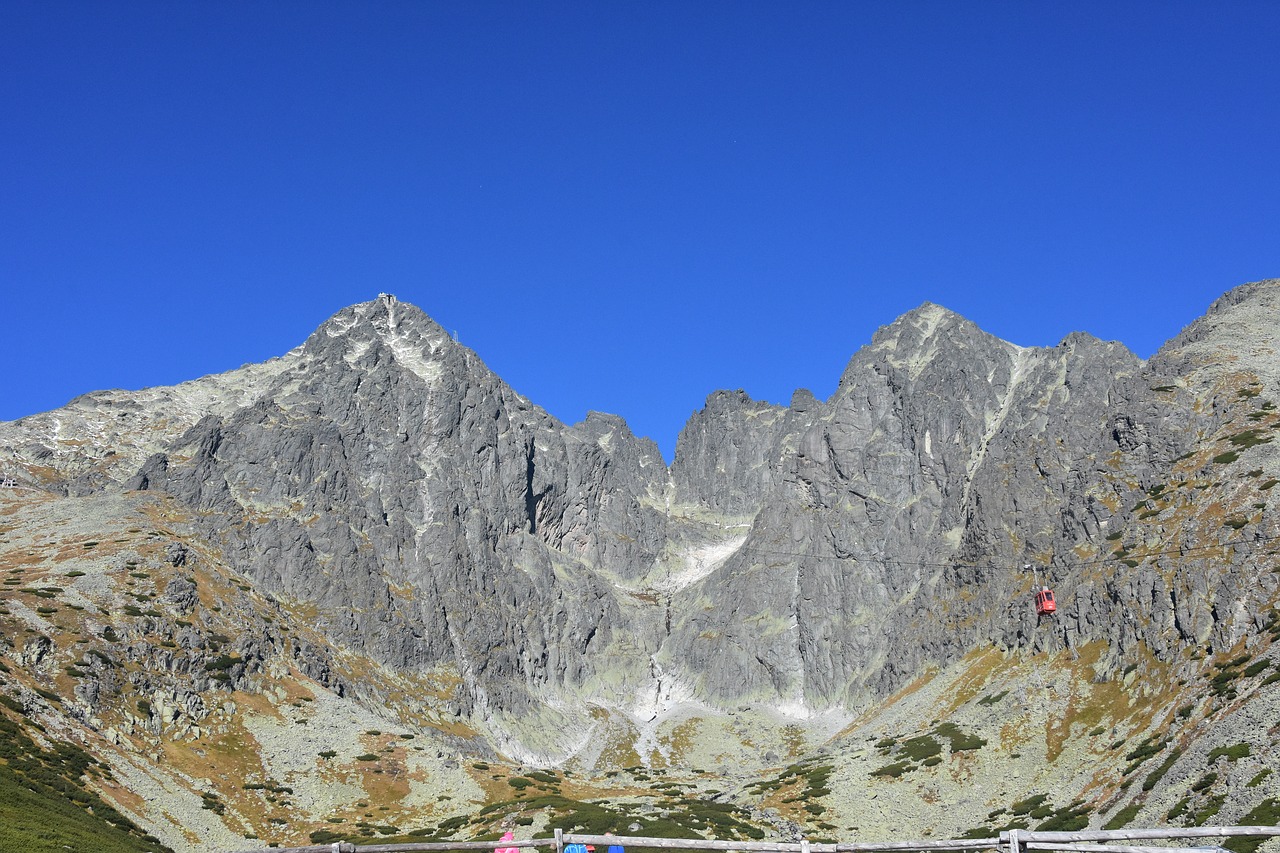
1034, 586, 1057, 616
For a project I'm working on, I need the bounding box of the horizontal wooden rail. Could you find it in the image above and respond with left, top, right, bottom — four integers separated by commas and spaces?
567, 833, 1003, 852
1013, 829, 1280, 843
1024, 844, 1232, 853
236, 825, 1280, 853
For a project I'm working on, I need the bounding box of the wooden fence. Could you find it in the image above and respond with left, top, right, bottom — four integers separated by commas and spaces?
237, 825, 1280, 853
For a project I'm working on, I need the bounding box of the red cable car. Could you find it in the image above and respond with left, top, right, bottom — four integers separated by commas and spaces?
1034, 586, 1057, 616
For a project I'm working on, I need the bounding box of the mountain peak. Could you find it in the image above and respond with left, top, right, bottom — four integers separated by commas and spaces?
298, 294, 461, 387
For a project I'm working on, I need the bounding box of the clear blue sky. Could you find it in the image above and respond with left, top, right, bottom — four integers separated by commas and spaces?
3, 2, 1277, 460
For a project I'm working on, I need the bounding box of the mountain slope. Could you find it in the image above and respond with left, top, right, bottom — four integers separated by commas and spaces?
1, 281, 1278, 850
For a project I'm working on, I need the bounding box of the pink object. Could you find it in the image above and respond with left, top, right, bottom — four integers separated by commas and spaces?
496, 831, 519, 853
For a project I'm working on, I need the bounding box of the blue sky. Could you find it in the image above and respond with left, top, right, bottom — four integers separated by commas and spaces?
3, 2, 1278, 460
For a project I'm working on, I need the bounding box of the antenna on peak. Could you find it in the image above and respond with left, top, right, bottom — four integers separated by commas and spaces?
378, 292, 396, 306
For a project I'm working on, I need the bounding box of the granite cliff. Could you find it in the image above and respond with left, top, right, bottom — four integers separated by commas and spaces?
1, 281, 1278, 850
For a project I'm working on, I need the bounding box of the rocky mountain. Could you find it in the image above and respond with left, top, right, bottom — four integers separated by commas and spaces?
1, 282, 1278, 851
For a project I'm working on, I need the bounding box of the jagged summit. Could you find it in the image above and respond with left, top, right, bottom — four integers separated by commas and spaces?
1, 279, 1279, 850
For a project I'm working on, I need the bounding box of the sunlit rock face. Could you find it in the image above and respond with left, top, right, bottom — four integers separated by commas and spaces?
3, 281, 1279, 742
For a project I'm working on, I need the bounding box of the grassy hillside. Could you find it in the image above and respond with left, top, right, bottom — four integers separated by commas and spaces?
0, 702, 170, 853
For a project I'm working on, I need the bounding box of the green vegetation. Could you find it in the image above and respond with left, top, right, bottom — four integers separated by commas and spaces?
1103, 803, 1142, 830
381, 788, 769, 849
1243, 659, 1271, 677
1034, 801, 1091, 832
1227, 429, 1273, 449
1011, 794, 1050, 818
1224, 799, 1280, 853
203, 654, 241, 672
1142, 747, 1182, 791
1192, 794, 1226, 826
1122, 734, 1168, 774
962, 793, 1092, 838
935, 722, 987, 751
898, 734, 942, 762
1210, 657, 1256, 699
0, 706, 170, 853
1191, 773, 1217, 792
1207, 742, 1251, 763
870, 760, 911, 778
868, 722, 985, 778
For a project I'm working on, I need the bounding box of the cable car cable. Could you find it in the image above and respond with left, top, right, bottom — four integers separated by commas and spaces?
686, 530, 1280, 574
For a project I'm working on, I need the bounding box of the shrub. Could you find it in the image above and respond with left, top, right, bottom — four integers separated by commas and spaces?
204, 654, 241, 672
1228, 429, 1273, 448
1142, 747, 1182, 791
309, 830, 344, 844
1192, 794, 1226, 826
1244, 659, 1271, 677
1011, 794, 1050, 815
1104, 803, 1142, 830
1191, 773, 1218, 792
870, 761, 911, 778
899, 735, 941, 762
936, 722, 987, 751
1225, 799, 1280, 853
1124, 735, 1167, 764
1036, 801, 1091, 832
1207, 742, 1251, 762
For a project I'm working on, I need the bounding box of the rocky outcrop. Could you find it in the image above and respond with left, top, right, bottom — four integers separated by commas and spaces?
2, 282, 1278, 741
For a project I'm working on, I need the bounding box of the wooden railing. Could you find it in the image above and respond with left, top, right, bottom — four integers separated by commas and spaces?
236, 825, 1280, 853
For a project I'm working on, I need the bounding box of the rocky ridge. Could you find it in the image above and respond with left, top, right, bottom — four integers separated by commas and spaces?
1, 281, 1278, 850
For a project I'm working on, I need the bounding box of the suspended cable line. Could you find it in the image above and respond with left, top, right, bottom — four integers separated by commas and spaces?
700, 531, 1280, 574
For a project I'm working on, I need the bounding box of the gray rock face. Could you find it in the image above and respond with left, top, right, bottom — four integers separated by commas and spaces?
672, 390, 792, 516
3, 282, 1278, 750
